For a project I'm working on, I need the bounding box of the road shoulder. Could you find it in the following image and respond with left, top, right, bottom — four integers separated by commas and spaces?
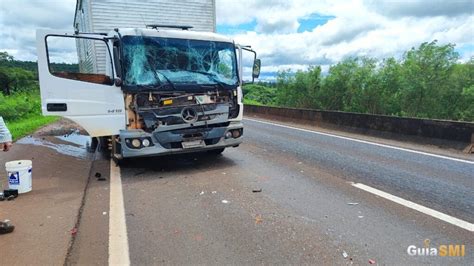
0, 119, 93, 265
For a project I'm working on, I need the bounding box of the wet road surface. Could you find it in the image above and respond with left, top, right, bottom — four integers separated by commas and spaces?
103, 118, 472, 265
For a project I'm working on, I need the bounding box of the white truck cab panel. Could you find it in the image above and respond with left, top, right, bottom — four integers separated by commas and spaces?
36, 30, 125, 137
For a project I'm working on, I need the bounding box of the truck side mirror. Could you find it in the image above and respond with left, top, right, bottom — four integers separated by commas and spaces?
252, 59, 261, 79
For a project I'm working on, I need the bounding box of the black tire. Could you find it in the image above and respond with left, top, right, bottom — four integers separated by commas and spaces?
207, 148, 225, 155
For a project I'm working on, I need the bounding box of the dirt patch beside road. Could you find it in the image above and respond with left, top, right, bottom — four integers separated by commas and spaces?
0, 118, 94, 265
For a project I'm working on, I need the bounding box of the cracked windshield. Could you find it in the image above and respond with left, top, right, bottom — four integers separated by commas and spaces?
122, 36, 238, 88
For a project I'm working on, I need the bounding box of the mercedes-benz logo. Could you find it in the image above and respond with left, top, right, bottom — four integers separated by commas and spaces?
181, 107, 198, 123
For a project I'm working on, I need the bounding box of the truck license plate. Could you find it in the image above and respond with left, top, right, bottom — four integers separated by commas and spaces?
182, 139, 205, 149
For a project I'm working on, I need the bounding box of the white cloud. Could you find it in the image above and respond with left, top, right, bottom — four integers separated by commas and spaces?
221, 0, 473, 77
0, 0, 472, 77
0, 0, 76, 61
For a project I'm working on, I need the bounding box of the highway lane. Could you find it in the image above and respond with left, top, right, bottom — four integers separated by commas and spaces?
110, 117, 473, 264
243, 118, 474, 222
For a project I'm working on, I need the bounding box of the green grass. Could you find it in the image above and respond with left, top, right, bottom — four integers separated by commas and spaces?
1, 89, 60, 141
6, 115, 59, 141
243, 98, 263, 105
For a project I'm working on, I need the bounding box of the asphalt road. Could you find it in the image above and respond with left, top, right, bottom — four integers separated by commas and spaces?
71, 117, 474, 265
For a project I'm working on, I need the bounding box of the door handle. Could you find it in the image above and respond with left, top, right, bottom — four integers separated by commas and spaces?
47, 103, 67, 112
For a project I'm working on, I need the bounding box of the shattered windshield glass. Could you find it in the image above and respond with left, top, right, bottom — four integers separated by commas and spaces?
122, 36, 239, 88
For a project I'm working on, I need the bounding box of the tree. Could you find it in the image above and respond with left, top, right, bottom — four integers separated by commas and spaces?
0, 52, 36, 95
399, 40, 459, 118
319, 58, 357, 111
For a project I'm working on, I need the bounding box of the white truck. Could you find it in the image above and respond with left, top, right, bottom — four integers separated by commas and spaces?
36, 0, 260, 160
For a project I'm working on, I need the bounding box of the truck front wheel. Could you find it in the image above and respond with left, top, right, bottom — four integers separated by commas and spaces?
207, 148, 225, 155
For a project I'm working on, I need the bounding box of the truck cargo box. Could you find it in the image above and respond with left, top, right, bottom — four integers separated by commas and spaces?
74, 0, 216, 73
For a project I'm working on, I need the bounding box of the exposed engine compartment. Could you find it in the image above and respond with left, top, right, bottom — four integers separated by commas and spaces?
125, 89, 239, 133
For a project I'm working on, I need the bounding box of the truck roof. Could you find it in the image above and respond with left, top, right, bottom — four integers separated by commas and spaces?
114, 28, 234, 43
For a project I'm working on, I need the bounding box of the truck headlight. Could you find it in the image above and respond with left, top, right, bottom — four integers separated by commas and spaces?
131, 139, 141, 148
142, 138, 151, 147
231, 129, 241, 138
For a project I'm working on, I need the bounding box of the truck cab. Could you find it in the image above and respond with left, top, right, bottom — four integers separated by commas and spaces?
36, 26, 260, 159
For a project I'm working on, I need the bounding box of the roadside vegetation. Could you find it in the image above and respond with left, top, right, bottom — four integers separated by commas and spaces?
0, 52, 60, 140
243, 41, 474, 121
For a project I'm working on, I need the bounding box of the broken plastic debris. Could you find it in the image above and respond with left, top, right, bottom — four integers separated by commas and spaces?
347, 202, 359, 205
199, 191, 205, 195
211, 191, 217, 194
369, 259, 376, 264
358, 215, 364, 218
4, 189, 18, 198
342, 251, 348, 258
95, 172, 106, 181
221, 200, 229, 204
0, 220, 15, 235
102, 212, 107, 215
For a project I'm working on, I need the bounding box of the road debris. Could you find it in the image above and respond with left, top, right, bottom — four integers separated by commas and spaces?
342, 250, 348, 258
369, 259, 376, 264
70, 227, 78, 236
0, 220, 15, 235
255, 215, 263, 224
221, 200, 229, 204
358, 215, 364, 218
3, 189, 18, 198
211, 191, 217, 194
252, 188, 262, 193
102, 212, 107, 215
347, 202, 359, 206
199, 191, 205, 195
95, 172, 106, 181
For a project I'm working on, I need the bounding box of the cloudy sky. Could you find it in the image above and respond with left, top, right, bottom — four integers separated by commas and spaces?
0, 0, 473, 79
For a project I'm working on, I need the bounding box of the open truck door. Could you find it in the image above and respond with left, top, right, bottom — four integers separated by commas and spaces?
36, 30, 125, 137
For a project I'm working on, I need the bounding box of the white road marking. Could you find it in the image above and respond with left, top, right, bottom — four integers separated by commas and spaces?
351, 182, 474, 232
245, 118, 474, 165
109, 160, 130, 265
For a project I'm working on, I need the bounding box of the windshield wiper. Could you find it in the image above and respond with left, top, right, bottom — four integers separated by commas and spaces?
156, 70, 176, 91
184, 70, 228, 90
135, 84, 168, 91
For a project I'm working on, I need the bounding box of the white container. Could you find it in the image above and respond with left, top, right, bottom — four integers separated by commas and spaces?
5, 160, 32, 193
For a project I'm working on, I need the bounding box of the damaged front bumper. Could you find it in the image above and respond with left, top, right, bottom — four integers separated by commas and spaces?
119, 122, 243, 158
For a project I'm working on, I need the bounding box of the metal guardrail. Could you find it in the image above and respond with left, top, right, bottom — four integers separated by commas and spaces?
244, 105, 474, 144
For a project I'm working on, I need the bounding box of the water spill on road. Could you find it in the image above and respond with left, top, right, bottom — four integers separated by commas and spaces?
17, 133, 92, 159
56, 132, 91, 148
